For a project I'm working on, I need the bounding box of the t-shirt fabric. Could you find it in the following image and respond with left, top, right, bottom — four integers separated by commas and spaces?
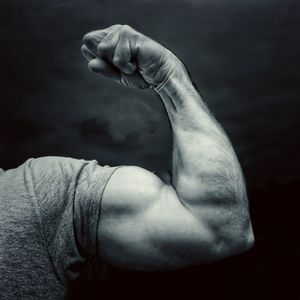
0, 157, 119, 299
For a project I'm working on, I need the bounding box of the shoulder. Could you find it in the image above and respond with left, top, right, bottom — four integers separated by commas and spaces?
27, 156, 89, 173
25, 156, 120, 195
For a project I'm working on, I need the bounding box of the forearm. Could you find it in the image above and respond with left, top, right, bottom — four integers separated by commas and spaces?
156, 62, 246, 207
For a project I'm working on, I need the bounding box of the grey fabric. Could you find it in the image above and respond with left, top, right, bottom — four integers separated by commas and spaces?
0, 157, 119, 299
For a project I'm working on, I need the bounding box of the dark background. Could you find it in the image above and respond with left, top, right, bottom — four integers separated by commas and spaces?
1, 0, 299, 299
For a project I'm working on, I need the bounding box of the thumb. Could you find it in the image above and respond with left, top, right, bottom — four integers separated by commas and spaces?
88, 58, 120, 81
88, 58, 149, 89
120, 72, 149, 89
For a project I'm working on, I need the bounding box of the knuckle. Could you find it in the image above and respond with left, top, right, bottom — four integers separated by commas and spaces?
97, 42, 107, 52
113, 24, 122, 29
121, 24, 134, 35
82, 33, 92, 42
122, 24, 132, 30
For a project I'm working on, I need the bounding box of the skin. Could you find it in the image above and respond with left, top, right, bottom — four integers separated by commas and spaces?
81, 25, 254, 271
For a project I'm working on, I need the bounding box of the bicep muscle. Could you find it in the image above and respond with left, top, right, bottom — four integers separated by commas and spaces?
98, 166, 215, 271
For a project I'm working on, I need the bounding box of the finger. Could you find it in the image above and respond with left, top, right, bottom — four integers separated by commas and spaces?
112, 37, 137, 74
84, 25, 122, 43
83, 32, 106, 56
88, 58, 121, 82
81, 45, 96, 61
83, 25, 122, 55
96, 29, 120, 61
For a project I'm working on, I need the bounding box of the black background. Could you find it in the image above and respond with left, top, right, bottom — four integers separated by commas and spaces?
1, 0, 299, 299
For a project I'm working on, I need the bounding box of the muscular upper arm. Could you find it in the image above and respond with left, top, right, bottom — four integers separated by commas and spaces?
98, 166, 252, 271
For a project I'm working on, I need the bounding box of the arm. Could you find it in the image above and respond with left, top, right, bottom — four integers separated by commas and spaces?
157, 66, 252, 253
82, 25, 254, 270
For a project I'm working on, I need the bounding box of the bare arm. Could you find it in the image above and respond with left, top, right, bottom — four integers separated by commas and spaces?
157, 65, 252, 252
81, 25, 254, 270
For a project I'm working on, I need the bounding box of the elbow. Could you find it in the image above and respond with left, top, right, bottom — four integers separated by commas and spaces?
240, 223, 255, 253
215, 219, 255, 261
206, 196, 255, 260
232, 223, 255, 255
213, 187, 255, 258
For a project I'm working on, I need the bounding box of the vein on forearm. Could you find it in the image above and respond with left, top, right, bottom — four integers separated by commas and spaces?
157, 67, 246, 209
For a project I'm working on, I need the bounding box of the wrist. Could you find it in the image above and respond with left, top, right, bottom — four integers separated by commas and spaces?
154, 60, 198, 97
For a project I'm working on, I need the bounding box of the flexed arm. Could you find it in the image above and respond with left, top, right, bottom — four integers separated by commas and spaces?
82, 25, 254, 270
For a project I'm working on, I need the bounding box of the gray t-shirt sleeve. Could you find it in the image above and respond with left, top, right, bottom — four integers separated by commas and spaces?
25, 156, 119, 286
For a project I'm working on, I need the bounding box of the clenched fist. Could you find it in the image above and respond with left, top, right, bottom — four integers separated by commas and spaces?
81, 25, 182, 89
